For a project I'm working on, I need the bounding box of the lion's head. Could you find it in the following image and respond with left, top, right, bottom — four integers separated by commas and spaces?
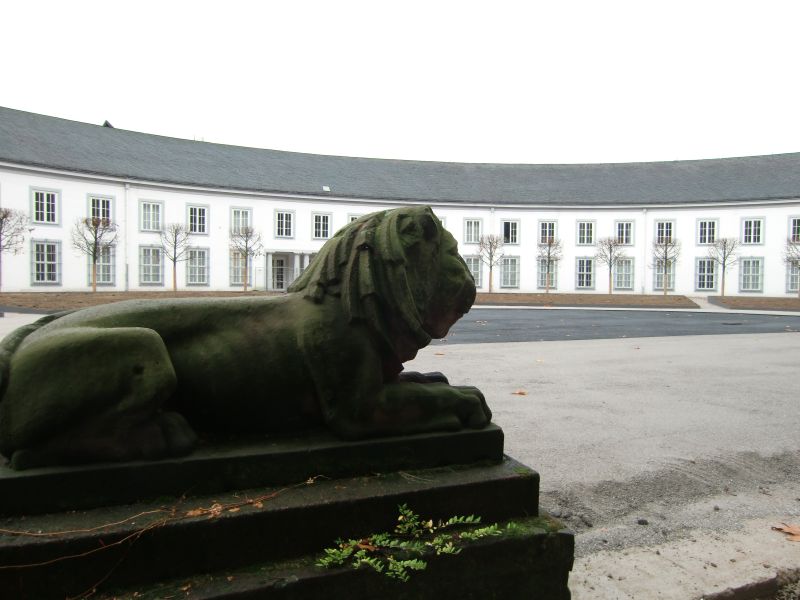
288, 206, 476, 359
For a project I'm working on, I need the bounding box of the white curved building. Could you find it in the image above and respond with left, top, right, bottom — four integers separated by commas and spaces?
1, 106, 798, 296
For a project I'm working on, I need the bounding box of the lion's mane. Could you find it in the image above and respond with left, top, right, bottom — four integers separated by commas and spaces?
288, 207, 447, 353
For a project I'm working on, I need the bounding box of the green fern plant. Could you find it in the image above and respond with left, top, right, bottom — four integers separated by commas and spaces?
316, 504, 510, 581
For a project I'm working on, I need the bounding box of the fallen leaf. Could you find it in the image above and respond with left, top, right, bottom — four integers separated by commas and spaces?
435, 352, 446, 356
772, 523, 800, 541
185, 509, 205, 518
227, 576, 235, 582
252, 502, 263, 509
511, 389, 528, 396
356, 540, 377, 551
228, 507, 240, 513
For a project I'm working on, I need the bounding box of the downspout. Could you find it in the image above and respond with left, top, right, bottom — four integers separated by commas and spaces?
641, 208, 647, 294
123, 183, 130, 291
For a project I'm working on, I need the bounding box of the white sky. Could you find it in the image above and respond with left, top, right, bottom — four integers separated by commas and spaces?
2, 0, 800, 164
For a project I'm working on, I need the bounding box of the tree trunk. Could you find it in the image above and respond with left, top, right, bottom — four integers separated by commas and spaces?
0, 251, 3, 293
721, 268, 726, 297
488, 265, 493, 293
608, 268, 613, 294
173, 261, 178, 292
545, 267, 551, 294
243, 259, 249, 293
91, 260, 97, 293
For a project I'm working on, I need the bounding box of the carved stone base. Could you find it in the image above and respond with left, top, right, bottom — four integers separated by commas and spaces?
0, 426, 574, 598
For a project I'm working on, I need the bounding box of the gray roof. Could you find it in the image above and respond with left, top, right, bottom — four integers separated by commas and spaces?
1, 106, 799, 206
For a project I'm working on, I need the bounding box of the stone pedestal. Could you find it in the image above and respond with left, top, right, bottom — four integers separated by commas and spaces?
0, 426, 573, 598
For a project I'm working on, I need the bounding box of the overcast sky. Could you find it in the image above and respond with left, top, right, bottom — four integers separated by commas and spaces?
3, 1, 799, 164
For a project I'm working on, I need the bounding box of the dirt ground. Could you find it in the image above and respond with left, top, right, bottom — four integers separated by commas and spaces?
1, 291, 799, 312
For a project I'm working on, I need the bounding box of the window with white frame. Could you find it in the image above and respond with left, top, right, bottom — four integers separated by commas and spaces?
464, 219, 481, 244
576, 258, 594, 289
90, 196, 112, 220
275, 211, 294, 238
32, 240, 60, 284
89, 246, 114, 285
186, 248, 209, 285
654, 259, 676, 291
231, 208, 251, 234
740, 258, 763, 292
464, 256, 482, 287
788, 261, 800, 293
502, 220, 519, 244
655, 221, 673, 244
742, 218, 763, 244
140, 201, 162, 232
188, 205, 208, 234
577, 221, 594, 245
230, 251, 252, 286
313, 214, 331, 239
696, 258, 716, 291
33, 190, 58, 224
539, 221, 556, 244
501, 256, 519, 288
790, 217, 800, 243
616, 221, 633, 245
538, 258, 558, 289
614, 258, 634, 290
139, 247, 163, 285
697, 220, 717, 245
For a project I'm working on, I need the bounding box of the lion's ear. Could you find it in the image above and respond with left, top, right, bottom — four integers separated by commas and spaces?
399, 208, 439, 244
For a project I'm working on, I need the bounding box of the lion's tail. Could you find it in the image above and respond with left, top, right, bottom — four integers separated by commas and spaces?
0, 311, 74, 400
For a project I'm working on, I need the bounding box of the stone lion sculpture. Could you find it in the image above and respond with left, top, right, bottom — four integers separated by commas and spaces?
0, 206, 490, 469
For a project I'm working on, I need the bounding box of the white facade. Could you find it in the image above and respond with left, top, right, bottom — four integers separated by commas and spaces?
1, 162, 799, 296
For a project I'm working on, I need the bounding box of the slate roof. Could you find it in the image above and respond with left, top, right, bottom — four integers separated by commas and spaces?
1, 106, 799, 207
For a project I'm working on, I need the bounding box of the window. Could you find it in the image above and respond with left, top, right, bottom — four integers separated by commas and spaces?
502, 220, 519, 244
141, 201, 162, 232
614, 258, 634, 290
697, 220, 717, 245
538, 258, 558, 290
654, 260, 675, 291
577, 221, 594, 245
616, 221, 633, 245
742, 218, 763, 244
89, 246, 114, 286
188, 205, 208, 234
464, 219, 481, 244
464, 256, 482, 287
576, 258, 594, 289
32, 189, 58, 224
500, 257, 519, 288
90, 196, 112, 220
185, 248, 209, 285
32, 240, 60, 284
790, 217, 800, 243
275, 211, 294, 238
139, 247, 163, 285
313, 213, 331, 239
655, 221, 673, 244
696, 258, 716, 291
788, 261, 800, 293
231, 208, 251, 234
230, 251, 252, 286
740, 258, 763, 292
539, 221, 556, 244
348, 214, 362, 223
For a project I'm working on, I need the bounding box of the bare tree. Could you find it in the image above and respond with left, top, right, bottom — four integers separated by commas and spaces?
651, 238, 681, 296
537, 238, 562, 293
160, 223, 192, 292
478, 234, 504, 293
708, 237, 739, 297
785, 237, 800, 298
595, 237, 627, 294
0, 208, 29, 292
230, 226, 263, 292
72, 217, 118, 292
